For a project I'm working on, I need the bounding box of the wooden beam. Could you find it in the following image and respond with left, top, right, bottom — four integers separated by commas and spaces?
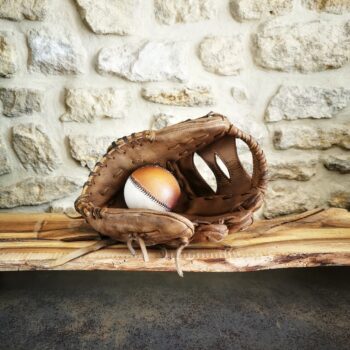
0, 208, 349, 273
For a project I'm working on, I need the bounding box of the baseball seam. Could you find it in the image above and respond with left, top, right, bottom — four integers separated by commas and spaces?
130, 176, 171, 211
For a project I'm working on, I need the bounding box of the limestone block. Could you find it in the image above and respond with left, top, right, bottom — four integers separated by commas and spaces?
231, 86, 249, 103
253, 19, 350, 72
230, 0, 293, 21
0, 88, 43, 117
28, 28, 85, 75
273, 123, 350, 150
0, 0, 47, 21
141, 85, 214, 107
0, 32, 17, 78
12, 123, 61, 174
49, 197, 78, 216
303, 0, 350, 14
97, 41, 188, 82
69, 135, 114, 170
0, 135, 11, 176
60, 88, 129, 123
154, 0, 215, 25
323, 154, 350, 174
264, 183, 320, 218
199, 36, 244, 76
266, 86, 350, 122
74, 0, 141, 35
268, 157, 318, 181
0, 176, 80, 208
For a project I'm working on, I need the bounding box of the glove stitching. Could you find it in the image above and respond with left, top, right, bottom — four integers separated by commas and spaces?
73, 113, 268, 272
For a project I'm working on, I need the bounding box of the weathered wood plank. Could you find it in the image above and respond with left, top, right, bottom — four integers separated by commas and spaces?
0, 208, 349, 273
0, 213, 89, 232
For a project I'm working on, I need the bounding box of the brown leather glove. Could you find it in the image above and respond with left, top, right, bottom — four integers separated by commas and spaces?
74, 112, 268, 275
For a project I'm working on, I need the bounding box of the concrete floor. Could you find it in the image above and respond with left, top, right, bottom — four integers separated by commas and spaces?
0, 268, 349, 350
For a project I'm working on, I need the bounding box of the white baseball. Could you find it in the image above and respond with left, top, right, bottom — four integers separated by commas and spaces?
124, 165, 181, 212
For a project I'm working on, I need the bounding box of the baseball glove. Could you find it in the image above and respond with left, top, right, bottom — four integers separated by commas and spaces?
72, 112, 267, 276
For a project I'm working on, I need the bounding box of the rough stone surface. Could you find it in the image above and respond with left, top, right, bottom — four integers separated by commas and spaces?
0, 136, 11, 176
0, 0, 47, 21
0, 88, 43, 117
264, 184, 320, 218
60, 88, 129, 123
0, 32, 17, 78
141, 85, 214, 107
199, 36, 244, 76
230, 0, 293, 21
69, 135, 114, 170
74, 0, 141, 35
231, 86, 249, 103
154, 0, 215, 25
49, 197, 78, 215
303, 0, 350, 14
268, 157, 318, 181
2, 1, 350, 214
0, 176, 80, 208
329, 190, 350, 209
323, 154, 350, 174
28, 28, 85, 75
266, 86, 350, 122
273, 123, 350, 150
151, 113, 182, 130
97, 41, 188, 82
253, 19, 350, 72
12, 123, 61, 174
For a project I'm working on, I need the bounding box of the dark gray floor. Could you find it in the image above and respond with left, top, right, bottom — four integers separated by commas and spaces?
0, 268, 349, 350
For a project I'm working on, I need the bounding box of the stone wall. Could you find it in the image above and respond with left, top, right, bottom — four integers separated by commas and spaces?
0, 0, 349, 218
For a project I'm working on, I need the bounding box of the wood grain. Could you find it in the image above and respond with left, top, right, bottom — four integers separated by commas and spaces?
0, 208, 349, 273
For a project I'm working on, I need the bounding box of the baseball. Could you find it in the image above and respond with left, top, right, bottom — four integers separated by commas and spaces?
124, 165, 181, 212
